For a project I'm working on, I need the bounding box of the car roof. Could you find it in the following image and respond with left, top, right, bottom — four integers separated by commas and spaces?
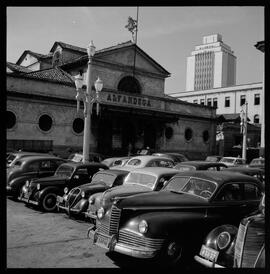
127, 155, 172, 162
172, 170, 260, 185
226, 166, 264, 173
128, 167, 180, 176
20, 155, 62, 162
61, 161, 108, 168
95, 169, 129, 175
176, 161, 226, 167
221, 157, 245, 160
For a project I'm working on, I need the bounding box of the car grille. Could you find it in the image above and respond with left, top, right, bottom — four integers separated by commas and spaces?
118, 229, 164, 250
97, 205, 121, 236
67, 188, 81, 207
234, 221, 265, 267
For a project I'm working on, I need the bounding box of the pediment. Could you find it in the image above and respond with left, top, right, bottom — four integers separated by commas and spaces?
96, 45, 170, 77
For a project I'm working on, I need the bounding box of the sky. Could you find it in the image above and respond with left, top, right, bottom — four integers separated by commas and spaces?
6, 6, 264, 94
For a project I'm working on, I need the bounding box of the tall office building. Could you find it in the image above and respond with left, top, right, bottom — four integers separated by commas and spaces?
186, 34, 236, 91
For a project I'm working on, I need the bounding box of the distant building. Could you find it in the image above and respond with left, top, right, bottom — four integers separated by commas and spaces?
186, 34, 236, 91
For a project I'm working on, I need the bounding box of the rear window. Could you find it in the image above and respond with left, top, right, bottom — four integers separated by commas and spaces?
124, 173, 156, 189
126, 159, 142, 166
92, 173, 116, 186
163, 176, 190, 192
174, 165, 196, 171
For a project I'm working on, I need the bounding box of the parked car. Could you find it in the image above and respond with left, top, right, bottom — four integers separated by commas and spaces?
110, 155, 175, 171
174, 161, 227, 171
205, 155, 222, 162
68, 152, 107, 163
6, 151, 50, 168
219, 157, 246, 167
194, 193, 265, 268
57, 169, 129, 218
249, 157, 265, 170
86, 167, 182, 224
101, 157, 130, 168
152, 152, 188, 164
226, 166, 265, 185
6, 155, 66, 199
89, 171, 263, 266
19, 162, 108, 212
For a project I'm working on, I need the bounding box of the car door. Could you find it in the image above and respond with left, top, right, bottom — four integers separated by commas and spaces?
208, 182, 253, 227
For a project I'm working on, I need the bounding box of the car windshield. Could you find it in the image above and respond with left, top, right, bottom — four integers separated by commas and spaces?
163, 176, 217, 199
55, 164, 74, 177
92, 173, 116, 186
206, 156, 218, 162
126, 159, 142, 166
123, 173, 156, 189
251, 159, 264, 165
220, 158, 234, 163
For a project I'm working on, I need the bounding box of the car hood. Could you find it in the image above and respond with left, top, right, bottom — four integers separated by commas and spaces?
101, 184, 152, 207
78, 182, 108, 195
116, 190, 208, 209
32, 175, 67, 186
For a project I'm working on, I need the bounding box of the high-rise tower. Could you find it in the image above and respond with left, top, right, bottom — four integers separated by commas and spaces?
186, 34, 236, 91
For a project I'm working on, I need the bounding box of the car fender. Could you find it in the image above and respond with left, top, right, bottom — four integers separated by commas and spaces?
200, 224, 238, 267
39, 186, 61, 200
75, 198, 89, 212
8, 176, 32, 193
122, 210, 206, 240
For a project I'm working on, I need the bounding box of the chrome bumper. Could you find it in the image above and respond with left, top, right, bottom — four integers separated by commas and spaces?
194, 255, 225, 268
19, 196, 39, 206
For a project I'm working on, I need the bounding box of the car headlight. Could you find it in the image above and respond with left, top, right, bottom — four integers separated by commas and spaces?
81, 191, 85, 198
26, 180, 30, 187
37, 183, 40, 190
138, 220, 148, 234
97, 207, 105, 219
217, 231, 231, 250
89, 197, 95, 204
64, 187, 68, 194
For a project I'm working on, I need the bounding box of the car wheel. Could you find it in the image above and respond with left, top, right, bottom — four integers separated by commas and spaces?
41, 193, 57, 212
160, 239, 183, 266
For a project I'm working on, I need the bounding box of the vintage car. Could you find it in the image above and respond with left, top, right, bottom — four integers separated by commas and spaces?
249, 157, 265, 170
6, 155, 66, 199
225, 166, 265, 185
86, 167, 182, 223
205, 155, 222, 162
219, 157, 246, 167
56, 169, 129, 218
152, 152, 188, 164
110, 155, 175, 171
101, 157, 130, 168
6, 151, 50, 168
19, 162, 108, 212
194, 193, 265, 268
89, 171, 263, 266
174, 161, 227, 171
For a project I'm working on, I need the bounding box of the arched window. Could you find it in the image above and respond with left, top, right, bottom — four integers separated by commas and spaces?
185, 128, 193, 142
73, 118, 84, 134
254, 114, 260, 124
117, 76, 141, 94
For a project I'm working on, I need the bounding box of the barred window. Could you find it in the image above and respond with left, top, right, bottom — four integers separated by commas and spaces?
225, 97, 230, 107
254, 94, 260, 105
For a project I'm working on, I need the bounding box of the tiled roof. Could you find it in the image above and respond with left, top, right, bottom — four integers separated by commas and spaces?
22, 67, 74, 85
52, 42, 87, 54
7, 62, 32, 73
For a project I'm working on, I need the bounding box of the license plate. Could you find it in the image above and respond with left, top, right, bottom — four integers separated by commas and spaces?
199, 245, 219, 262
95, 234, 111, 249
57, 196, 63, 203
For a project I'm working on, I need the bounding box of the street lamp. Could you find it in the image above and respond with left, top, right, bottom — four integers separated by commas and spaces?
240, 102, 248, 161
74, 41, 103, 163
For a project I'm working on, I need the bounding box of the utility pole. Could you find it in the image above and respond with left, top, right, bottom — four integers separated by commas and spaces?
240, 102, 248, 161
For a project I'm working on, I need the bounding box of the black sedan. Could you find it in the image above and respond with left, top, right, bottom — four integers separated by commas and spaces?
56, 169, 129, 218
89, 171, 263, 266
19, 162, 108, 212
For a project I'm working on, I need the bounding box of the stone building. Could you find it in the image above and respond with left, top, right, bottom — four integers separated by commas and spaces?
7, 41, 217, 159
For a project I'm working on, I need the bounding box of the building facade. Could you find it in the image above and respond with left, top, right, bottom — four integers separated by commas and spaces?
7, 41, 217, 159
170, 82, 263, 125
186, 34, 236, 91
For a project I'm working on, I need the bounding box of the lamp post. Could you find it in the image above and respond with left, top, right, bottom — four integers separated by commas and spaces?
74, 41, 103, 163
240, 102, 248, 161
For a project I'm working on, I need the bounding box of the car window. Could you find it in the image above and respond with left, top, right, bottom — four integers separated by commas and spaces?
174, 165, 196, 171
92, 172, 116, 186
207, 166, 218, 171
124, 173, 156, 189
221, 158, 234, 163
244, 183, 261, 200
55, 164, 74, 177
162, 176, 190, 192
40, 160, 53, 170
13, 160, 23, 167
156, 175, 175, 191
27, 161, 40, 172
215, 183, 242, 201
181, 178, 217, 198
126, 159, 141, 166
235, 159, 243, 164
